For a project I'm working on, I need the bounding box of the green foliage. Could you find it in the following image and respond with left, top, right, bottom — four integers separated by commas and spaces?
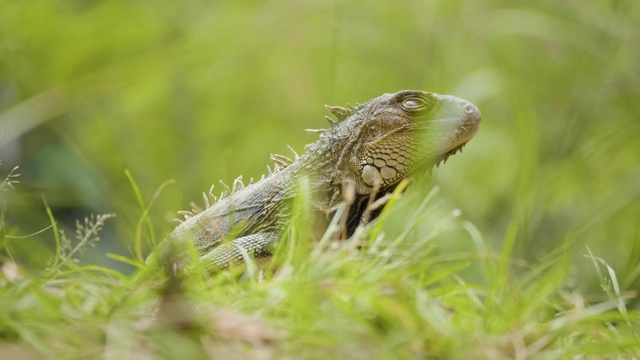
0, 161, 19, 192
0, 0, 639, 358
1, 184, 639, 358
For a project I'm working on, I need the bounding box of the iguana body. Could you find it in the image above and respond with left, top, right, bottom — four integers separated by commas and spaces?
161, 90, 481, 274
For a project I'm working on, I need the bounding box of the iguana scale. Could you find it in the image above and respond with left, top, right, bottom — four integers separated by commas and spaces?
160, 90, 481, 275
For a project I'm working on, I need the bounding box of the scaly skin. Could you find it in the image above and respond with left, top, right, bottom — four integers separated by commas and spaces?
160, 90, 481, 275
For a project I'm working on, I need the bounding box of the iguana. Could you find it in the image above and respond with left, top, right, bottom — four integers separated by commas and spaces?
160, 90, 481, 275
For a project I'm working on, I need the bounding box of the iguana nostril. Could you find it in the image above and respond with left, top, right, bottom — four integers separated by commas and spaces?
463, 103, 481, 124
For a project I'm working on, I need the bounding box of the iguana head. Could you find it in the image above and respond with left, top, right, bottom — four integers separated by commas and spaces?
323, 90, 481, 195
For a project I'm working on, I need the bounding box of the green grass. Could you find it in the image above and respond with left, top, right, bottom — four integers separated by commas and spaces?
1, 0, 640, 358
1, 182, 639, 358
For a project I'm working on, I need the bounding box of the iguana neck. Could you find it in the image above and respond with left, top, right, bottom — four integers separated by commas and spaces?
287, 113, 377, 214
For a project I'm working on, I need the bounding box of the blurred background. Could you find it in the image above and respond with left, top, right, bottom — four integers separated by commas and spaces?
0, 1, 638, 294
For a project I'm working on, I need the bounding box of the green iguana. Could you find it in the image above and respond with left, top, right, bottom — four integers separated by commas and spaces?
160, 90, 481, 275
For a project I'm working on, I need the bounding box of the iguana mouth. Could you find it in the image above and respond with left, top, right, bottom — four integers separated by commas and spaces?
420, 122, 479, 175
406, 138, 473, 177
415, 101, 481, 175
432, 142, 467, 170
429, 115, 481, 167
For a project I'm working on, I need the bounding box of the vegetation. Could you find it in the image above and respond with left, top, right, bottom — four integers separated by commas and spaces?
1, 0, 639, 358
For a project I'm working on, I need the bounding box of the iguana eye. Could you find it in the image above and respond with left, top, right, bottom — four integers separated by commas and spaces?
401, 97, 426, 111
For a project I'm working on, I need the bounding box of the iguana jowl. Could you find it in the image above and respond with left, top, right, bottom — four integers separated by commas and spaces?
161, 90, 481, 274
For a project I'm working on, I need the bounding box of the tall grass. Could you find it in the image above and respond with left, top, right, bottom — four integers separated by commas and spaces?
1, 177, 639, 358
